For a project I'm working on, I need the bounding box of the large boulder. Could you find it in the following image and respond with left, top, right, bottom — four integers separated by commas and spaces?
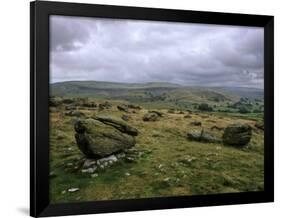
187, 129, 219, 143
74, 116, 138, 158
222, 123, 252, 146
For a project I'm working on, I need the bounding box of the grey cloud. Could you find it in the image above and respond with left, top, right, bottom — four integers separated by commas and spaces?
50, 16, 264, 88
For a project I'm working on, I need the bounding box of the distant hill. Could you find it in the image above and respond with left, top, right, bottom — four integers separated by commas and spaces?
50, 81, 263, 108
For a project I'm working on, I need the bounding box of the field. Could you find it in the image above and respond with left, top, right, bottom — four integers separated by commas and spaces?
49, 81, 264, 203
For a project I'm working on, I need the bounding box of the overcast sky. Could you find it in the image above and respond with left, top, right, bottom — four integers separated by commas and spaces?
50, 15, 264, 88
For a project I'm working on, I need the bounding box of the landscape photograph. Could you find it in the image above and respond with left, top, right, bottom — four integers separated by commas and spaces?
49, 15, 264, 203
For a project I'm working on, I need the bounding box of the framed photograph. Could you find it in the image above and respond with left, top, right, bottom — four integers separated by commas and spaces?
30, 1, 274, 217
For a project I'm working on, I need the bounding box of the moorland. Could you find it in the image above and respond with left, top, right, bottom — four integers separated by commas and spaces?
49, 81, 264, 203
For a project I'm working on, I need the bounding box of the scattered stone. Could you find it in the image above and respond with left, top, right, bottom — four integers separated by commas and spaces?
125, 156, 136, 163
128, 104, 142, 110
223, 123, 252, 146
74, 117, 138, 158
91, 173, 98, 178
190, 121, 202, 126
97, 155, 118, 166
143, 112, 160, 121
178, 155, 197, 164
65, 111, 85, 117
82, 102, 97, 108
201, 115, 209, 118
187, 129, 220, 143
211, 125, 224, 131
163, 177, 170, 183
99, 101, 112, 110
125, 172, 131, 176
81, 167, 97, 174
62, 98, 75, 104
65, 105, 76, 110
121, 114, 130, 121
116, 152, 126, 159
117, 105, 129, 112
148, 110, 164, 117
68, 188, 79, 193
184, 115, 192, 118
83, 159, 96, 169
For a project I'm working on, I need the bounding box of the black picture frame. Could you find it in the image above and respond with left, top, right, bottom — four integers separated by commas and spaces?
30, 1, 274, 217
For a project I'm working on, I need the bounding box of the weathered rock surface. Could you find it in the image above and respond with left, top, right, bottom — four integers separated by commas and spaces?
187, 129, 219, 143
222, 123, 252, 146
117, 105, 129, 112
148, 110, 164, 117
74, 116, 138, 158
93, 115, 138, 136
143, 112, 160, 121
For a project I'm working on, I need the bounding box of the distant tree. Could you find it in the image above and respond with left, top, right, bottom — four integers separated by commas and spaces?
198, 103, 213, 112
239, 106, 250, 114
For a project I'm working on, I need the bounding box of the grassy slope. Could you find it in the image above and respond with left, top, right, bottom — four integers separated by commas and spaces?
49, 99, 264, 203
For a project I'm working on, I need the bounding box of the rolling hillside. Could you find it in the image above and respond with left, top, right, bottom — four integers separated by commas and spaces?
50, 81, 263, 110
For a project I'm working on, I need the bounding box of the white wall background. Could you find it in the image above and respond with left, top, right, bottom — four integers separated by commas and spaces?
0, 0, 279, 217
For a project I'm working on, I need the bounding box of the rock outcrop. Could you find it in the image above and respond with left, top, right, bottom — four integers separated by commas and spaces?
74, 116, 138, 158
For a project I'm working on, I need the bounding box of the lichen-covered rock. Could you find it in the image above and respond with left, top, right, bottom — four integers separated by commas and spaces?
222, 123, 252, 146
74, 116, 138, 158
93, 115, 138, 136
